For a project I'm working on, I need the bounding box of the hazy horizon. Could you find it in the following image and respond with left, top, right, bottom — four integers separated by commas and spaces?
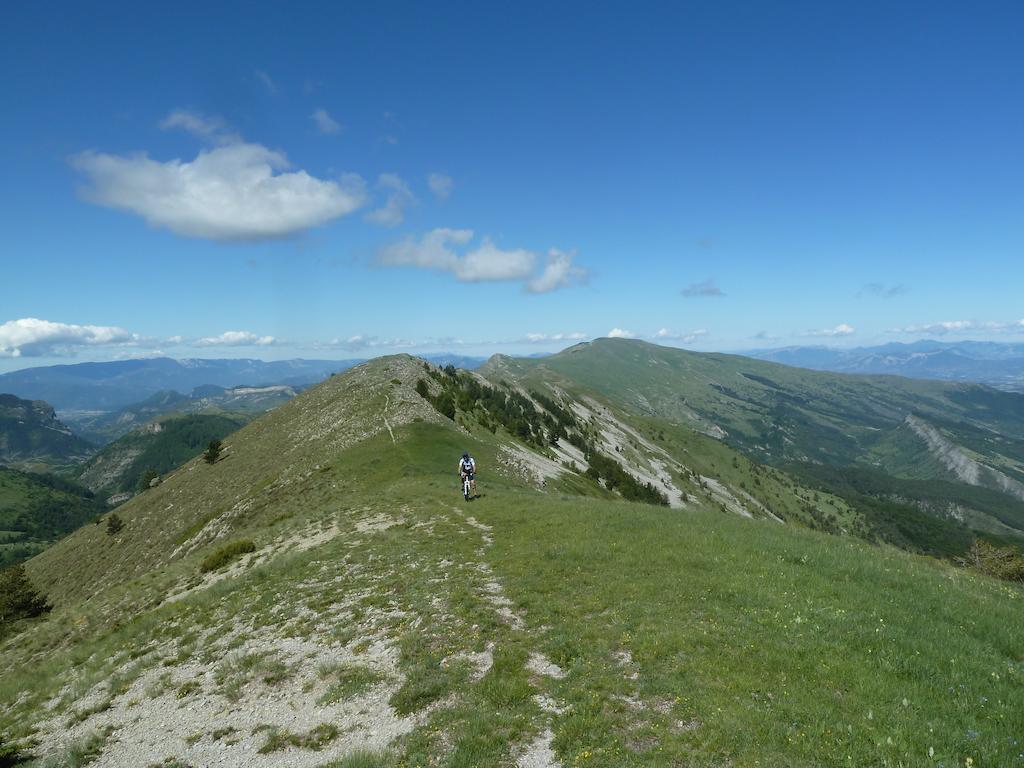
5, 336, 1024, 377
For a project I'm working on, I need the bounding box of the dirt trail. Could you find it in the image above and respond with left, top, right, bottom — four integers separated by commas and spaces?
383, 393, 396, 444
451, 506, 564, 767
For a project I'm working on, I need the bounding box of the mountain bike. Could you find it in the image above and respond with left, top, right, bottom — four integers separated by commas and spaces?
461, 472, 473, 501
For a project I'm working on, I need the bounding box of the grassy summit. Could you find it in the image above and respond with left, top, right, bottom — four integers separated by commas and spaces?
1, 354, 1021, 766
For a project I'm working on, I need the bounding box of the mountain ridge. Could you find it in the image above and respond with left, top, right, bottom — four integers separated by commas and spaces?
3, 349, 1023, 765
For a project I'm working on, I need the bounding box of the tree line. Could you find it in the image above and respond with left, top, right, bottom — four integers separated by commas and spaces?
416, 365, 667, 506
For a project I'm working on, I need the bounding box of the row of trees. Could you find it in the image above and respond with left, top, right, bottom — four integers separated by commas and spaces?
415, 365, 668, 506
585, 451, 669, 506
418, 367, 553, 448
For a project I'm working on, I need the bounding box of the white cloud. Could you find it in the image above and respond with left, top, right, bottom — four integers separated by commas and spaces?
890, 319, 1024, 336
427, 172, 453, 201
311, 108, 341, 135
365, 173, 415, 227
195, 331, 277, 347
681, 278, 725, 298
608, 328, 634, 338
317, 335, 417, 352
166, 335, 185, 344
457, 238, 535, 281
523, 332, 587, 343
71, 142, 367, 241
527, 249, 588, 294
159, 109, 237, 144
255, 69, 278, 94
0, 318, 137, 358
654, 328, 708, 343
802, 323, 855, 337
379, 230, 533, 282
860, 282, 907, 298
379, 227, 472, 271
378, 228, 584, 292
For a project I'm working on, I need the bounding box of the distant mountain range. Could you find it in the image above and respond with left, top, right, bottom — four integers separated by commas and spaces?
419, 354, 488, 370
64, 385, 299, 445
746, 340, 1024, 390
0, 357, 362, 411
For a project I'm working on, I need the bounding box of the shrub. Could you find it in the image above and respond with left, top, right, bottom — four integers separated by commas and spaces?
256, 723, 339, 754
961, 539, 1024, 582
199, 540, 256, 573
137, 469, 160, 493
106, 513, 124, 536
0, 738, 27, 767
0, 563, 50, 628
204, 439, 223, 465
415, 378, 430, 398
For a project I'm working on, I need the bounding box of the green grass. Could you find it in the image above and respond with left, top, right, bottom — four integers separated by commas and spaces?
214, 651, 290, 702
482, 493, 1024, 766
317, 663, 386, 704
38, 727, 111, 767
318, 750, 396, 768
198, 540, 256, 573
254, 723, 339, 753
3, 356, 1023, 766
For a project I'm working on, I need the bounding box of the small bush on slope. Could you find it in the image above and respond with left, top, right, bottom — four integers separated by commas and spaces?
199, 540, 255, 573
961, 539, 1024, 582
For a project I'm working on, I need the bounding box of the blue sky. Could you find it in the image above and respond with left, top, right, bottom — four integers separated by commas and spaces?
2, 1, 1022, 372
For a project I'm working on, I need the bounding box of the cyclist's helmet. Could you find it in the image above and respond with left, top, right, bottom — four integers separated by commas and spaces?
462, 452, 469, 459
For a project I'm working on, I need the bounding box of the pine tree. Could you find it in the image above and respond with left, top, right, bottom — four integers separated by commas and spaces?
106, 513, 124, 536
0, 563, 51, 624
204, 439, 223, 465
137, 468, 160, 492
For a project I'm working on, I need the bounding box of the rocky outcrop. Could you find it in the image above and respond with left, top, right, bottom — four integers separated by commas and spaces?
0, 393, 94, 466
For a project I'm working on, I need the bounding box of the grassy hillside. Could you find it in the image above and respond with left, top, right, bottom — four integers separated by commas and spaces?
0, 467, 104, 567
482, 338, 1024, 464
1, 356, 1021, 766
482, 339, 1024, 539
74, 413, 246, 503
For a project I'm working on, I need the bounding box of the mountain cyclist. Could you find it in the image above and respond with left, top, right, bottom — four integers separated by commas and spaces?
458, 451, 477, 499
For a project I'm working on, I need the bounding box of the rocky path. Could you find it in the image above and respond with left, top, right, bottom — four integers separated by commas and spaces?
30, 499, 577, 767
